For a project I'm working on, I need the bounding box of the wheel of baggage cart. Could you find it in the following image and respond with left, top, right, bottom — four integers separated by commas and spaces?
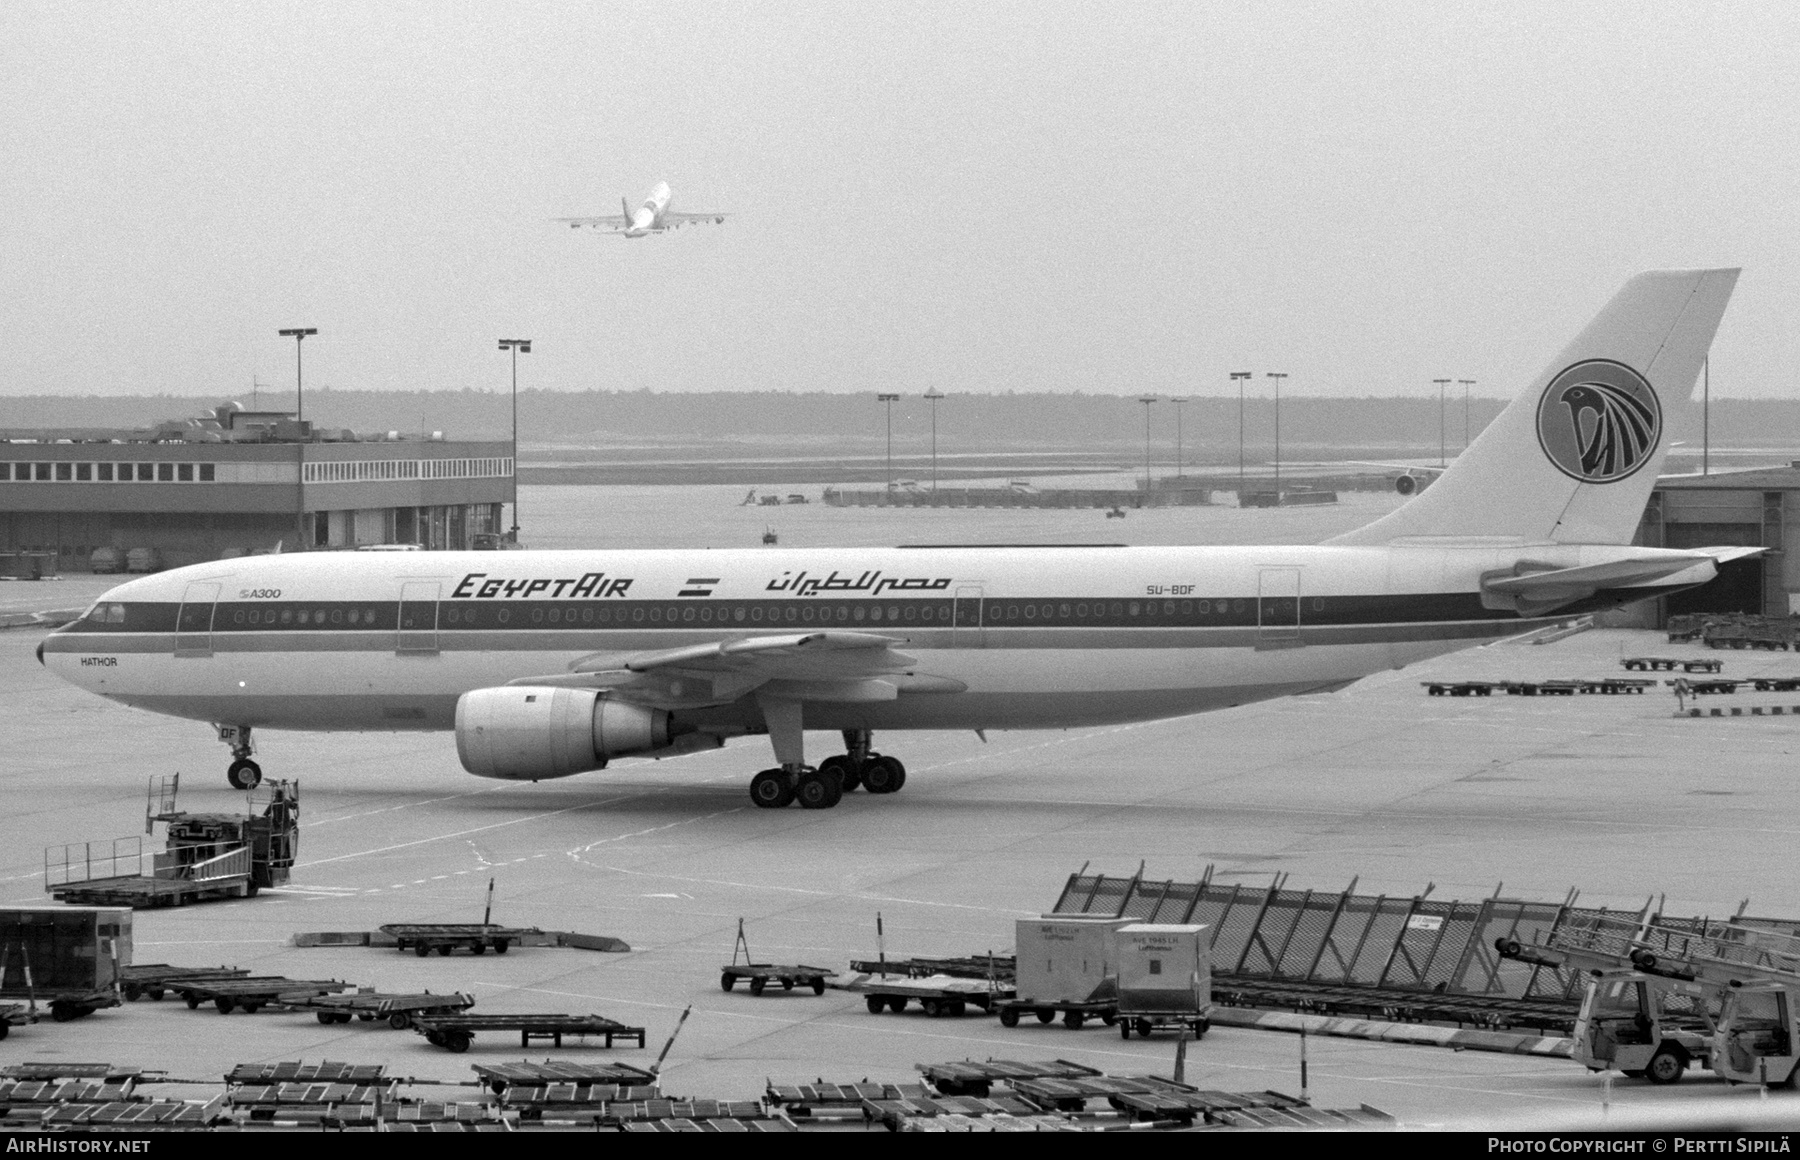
1646, 1049, 1686, 1085
811, 976, 826, 996
147, 988, 165, 1001
1034, 1008, 1055, 1024
415, 944, 431, 958
750, 977, 766, 996
358, 1013, 374, 1022
781, 978, 793, 991
215, 998, 235, 1014
124, 983, 142, 1002
437, 944, 454, 956
750, 769, 795, 809
999, 1006, 1020, 1027
242, 1002, 263, 1014
494, 940, 509, 954
866, 995, 886, 1014
0, 1022, 8, 1041
1134, 1018, 1152, 1038
720, 973, 737, 992
1120, 1020, 1132, 1040
185, 995, 202, 1009
887, 997, 907, 1013
472, 942, 485, 955
317, 1011, 336, 1025
1063, 1010, 1085, 1030
1101, 1011, 1117, 1026
922, 998, 944, 1017
445, 1032, 472, 1053
426, 1030, 445, 1046
950, 999, 966, 1017
388, 1012, 410, 1030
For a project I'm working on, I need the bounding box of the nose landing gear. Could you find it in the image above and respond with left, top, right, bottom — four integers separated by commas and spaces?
217, 724, 262, 789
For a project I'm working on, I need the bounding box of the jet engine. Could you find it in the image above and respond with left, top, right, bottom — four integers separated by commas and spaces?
455, 686, 672, 780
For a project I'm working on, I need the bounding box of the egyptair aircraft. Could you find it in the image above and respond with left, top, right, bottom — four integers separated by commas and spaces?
555, 181, 728, 237
41, 269, 1750, 810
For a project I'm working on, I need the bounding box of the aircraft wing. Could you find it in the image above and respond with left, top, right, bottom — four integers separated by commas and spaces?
659, 211, 729, 228
507, 631, 939, 706
555, 216, 631, 231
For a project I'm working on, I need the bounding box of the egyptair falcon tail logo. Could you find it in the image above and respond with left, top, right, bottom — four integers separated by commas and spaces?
1534, 359, 1661, 484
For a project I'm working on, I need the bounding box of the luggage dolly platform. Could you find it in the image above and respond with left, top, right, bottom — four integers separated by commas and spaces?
0, 1002, 36, 1040
1623, 657, 1724, 673
409, 1013, 647, 1054
168, 975, 351, 1014
377, 923, 535, 957
1117, 1005, 1214, 1040
119, 964, 250, 1002
842, 973, 1014, 1017
993, 998, 1118, 1030
289, 989, 476, 1029
718, 917, 834, 996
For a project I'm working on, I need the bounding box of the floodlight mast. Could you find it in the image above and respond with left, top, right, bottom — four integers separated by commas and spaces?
498, 339, 532, 538
876, 393, 900, 495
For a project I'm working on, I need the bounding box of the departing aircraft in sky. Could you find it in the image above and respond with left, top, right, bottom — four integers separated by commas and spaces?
43, 269, 1747, 810
555, 181, 728, 237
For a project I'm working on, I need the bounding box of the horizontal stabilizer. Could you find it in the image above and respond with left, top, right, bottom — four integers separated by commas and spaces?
1480, 550, 1755, 616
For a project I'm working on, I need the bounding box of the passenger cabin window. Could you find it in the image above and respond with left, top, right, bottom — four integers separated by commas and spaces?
97, 463, 114, 481
75, 463, 91, 481
157, 463, 174, 482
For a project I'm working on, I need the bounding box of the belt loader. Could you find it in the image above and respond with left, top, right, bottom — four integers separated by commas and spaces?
1500, 909, 1800, 1087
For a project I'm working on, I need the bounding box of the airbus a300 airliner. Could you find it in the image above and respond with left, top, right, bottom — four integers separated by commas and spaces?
42, 269, 1748, 809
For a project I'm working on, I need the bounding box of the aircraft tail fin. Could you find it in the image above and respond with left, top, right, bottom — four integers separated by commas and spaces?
621, 196, 631, 224
1330, 269, 1740, 547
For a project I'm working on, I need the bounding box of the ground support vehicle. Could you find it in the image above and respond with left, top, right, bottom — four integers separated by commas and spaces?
44, 776, 297, 907
1751, 678, 1800, 692
290, 989, 476, 1028
0, 1002, 35, 1039
1666, 614, 1710, 642
119, 963, 249, 1001
1668, 677, 1742, 695
1210, 974, 1577, 1032
169, 975, 350, 1013
993, 997, 1118, 1029
847, 954, 1014, 980
914, 1058, 1101, 1098
1622, 657, 1723, 672
378, 922, 535, 957
409, 1012, 646, 1053
1, 906, 130, 1021
1117, 1008, 1214, 1039
1704, 618, 1800, 651
470, 1060, 656, 1096
1422, 680, 1497, 696
842, 972, 1013, 1017
719, 962, 833, 995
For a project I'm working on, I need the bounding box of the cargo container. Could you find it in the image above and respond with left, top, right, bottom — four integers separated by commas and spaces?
1115, 923, 1211, 1038
0, 906, 131, 1020
1014, 916, 1132, 1006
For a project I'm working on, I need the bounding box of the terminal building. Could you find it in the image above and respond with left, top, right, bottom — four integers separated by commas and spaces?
0, 403, 513, 572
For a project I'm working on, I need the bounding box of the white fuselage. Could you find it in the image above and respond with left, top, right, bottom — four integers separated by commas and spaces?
623, 182, 673, 237
41, 542, 1695, 738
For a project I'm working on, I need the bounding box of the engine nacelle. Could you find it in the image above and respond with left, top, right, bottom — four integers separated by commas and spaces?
455, 686, 672, 780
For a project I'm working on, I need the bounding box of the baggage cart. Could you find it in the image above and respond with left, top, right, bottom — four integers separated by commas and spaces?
119, 963, 249, 1001
1421, 680, 1497, 696
470, 1060, 656, 1096
1, 906, 130, 1021
409, 1013, 647, 1053
718, 963, 833, 995
288, 989, 477, 1028
167, 975, 351, 1014
1622, 657, 1723, 673
842, 972, 1012, 1017
378, 923, 535, 957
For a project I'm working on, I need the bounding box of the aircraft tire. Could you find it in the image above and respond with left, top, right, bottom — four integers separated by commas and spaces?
795, 769, 842, 810
227, 759, 262, 790
750, 770, 794, 809
862, 756, 906, 795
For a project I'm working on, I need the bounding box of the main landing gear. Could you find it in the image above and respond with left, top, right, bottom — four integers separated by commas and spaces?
746, 728, 907, 810
217, 724, 262, 790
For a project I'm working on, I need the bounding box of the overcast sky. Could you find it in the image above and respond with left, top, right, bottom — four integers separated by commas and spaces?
3, 1, 1797, 402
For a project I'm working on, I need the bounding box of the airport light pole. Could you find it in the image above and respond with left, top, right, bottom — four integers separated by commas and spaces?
1170, 396, 1187, 478
877, 393, 900, 496
498, 339, 532, 539
1458, 379, 1475, 452
1138, 396, 1157, 497
1230, 372, 1252, 489
924, 388, 944, 492
278, 328, 317, 424
1433, 378, 1451, 467
1266, 373, 1287, 497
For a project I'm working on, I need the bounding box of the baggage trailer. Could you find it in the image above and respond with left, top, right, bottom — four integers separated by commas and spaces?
409, 1013, 647, 1053
847, 954, 1015, 981
718, 963, 833, 995
167, 975, 351, 1014
843, 973, 1013, 1017
1622, 657, 1723, 672
998, 915, 1131, 1029
44, 776, 297, 908
1, 906, 130, 1022
377, 923, 536, 957
119, 963, 249, 1001
288, 989, 477, 1029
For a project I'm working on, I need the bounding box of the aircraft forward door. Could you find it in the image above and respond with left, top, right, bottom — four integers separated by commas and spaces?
1257, 569, 1301, 648
397, 581, 440, 655
952, 585, 985, 647
174, 582, 220, 657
